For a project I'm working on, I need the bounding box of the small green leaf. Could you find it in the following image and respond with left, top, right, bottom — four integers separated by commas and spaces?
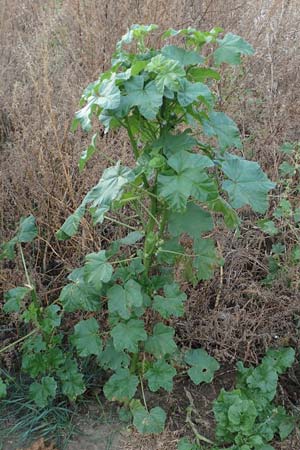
59, 282, 100, 312
221, 154, 275, 213
214, 33, 254, 65
188, 67, 220, 82
202, 112, 241, 149
29, 376, 57, 408
111, 319, 147, 353
0, 237, 17, 260
71, 318, 102, 357
257, 219, 278, 236
185, 348, 220, 384
3, 286, 31, 313
131, 400, 166, 434
193, 238, 220, 280
99, 338, 130, 370
177, 437, 198, 450
177, 79, 214, 107
279, 161, 296, 176
279, 142, 295, 155
262, 347, 295, 375
145, 323, 177, 358
0, 378, 7, 398
108, 279, 144, 320
17, 215, 38, 242
79, 133, 98, 172
162, 45, 204, 66
40, 304, 61, 333
146, 54, 185, 94
56, 206, 85, 240
103, 368, 138, 402
153, 283, 186, 318
154, 129, 197, 158
119, 231, 144, 245
58, 358, 86, 400
145, 359, 176, 392
84, 250, 113, 291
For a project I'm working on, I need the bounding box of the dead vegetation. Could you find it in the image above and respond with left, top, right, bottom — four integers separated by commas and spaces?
0, 1, 300, 448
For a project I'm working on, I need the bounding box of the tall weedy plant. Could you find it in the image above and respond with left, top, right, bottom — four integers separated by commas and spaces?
1, 25, 275, 434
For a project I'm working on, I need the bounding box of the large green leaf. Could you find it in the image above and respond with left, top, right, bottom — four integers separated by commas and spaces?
3, 286, 31, 313
185, 348, 220, 384
145, 359, 176, 392
158, 151, 214, 210
177, 79, 214, 107
131, 400, 166, 434
214, 33, 254, 65
59, 281, 100, 312
108, 279, 144, 320
168, 203, 214, 239
56, 206, 85, 240
162, 45, 204, 66
145, 323, 177, 358
70, 318, 102, 357
124, 76, 163, 119
221, 154, 275, 213
29, 376, 57, 408
153, 283, 186, 318
111, 319, 147, 353
103, 368, 138, 402
79, 133, 98, 172
146, 54, 185, 94
202, 112, 241, 149
84, 250, 113, 292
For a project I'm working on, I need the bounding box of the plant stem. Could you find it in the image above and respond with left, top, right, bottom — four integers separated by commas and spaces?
0, 329, 38, 355
19, 244, 39, 311
139, 375, 148, 411
103, 215, 138, 231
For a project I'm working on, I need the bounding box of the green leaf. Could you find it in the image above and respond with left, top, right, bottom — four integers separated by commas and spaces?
262, 347, 295, 375
0, 237, 17, 260
79, 133, 98, 172
145, 323, 177, 358
162, 45, 204, 66
257, 219, 278, 236
29, 376, 57, 408
17, 215, 38, 242
221, 154, 275, 213
158, 151, 214, 210
177, 437, 198, 450
103, 368, 138, 402
279, 161, 296, 176
3, 286, 31, 313
246, 364, 278, 401
59, 281, 100, 312
84, 250, 113, 291
98, 338, 130, 370
40, 305, 61, 333
119, 231, 144, 245
111, 319, 147, 353
131, 400, 166, 434
279, 141, 295, 155
188, 67, 220, 82
214, 33, 254, 65
154, 129, 197, 158
0, 378, 7, 398
84, 163, 135, 223
202, 112, 241, 149
145, 359, 176, 392
146, 54, 185, 93
185, 348, 220, 384
177, 79, 214, 107
153, 283, 186, 319
193, 238, 220, 280
58, 358, 86, 400
207, 196, 239, 228
124, 76, 163, 119
108, 279, 144, 320
71, 318, 102, 357
168, 203, 214, 239
56, 206, 85, 240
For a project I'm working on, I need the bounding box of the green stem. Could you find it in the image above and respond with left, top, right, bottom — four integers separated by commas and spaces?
104, 215, 138, 231
0, 329, 38, 355
19, 244, 39, 311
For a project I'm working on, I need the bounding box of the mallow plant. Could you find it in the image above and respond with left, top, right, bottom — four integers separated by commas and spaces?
1, 24, 276, 433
